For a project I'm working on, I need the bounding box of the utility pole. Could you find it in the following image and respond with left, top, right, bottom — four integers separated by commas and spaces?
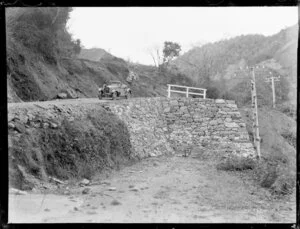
233, 65, 263, 160
250, 66, 261, 160
265, 72, 280, 109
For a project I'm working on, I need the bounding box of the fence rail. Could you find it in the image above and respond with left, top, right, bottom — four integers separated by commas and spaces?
167, 84, 207, 99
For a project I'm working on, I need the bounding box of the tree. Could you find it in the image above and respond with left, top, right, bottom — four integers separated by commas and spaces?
7, 7, 74, 62
146, 45, 163, 68
162, 41, 181, 66
178, 46, 214, 88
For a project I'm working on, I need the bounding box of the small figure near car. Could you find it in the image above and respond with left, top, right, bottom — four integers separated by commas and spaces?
98, 81, 132, 100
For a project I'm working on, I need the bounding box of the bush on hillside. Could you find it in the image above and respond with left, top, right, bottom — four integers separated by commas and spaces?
280, 131, 296, 149
254, 159, 295, 196
254, 144, 295, 196
277, 103, 296, 120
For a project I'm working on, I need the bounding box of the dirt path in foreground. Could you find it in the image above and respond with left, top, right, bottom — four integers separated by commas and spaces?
9, 154, 296, 223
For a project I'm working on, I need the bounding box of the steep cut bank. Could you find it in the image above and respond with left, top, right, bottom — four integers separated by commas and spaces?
8, 100, 133, 190
8, 97, 255, 190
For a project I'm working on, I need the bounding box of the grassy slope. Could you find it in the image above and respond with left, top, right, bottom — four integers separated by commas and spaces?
240, 107, 296, 161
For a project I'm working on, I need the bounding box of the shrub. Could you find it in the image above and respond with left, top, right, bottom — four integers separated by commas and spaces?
253, 146, 296, 196
221, 91, 236, 101
271, 166, 296, 195
254, 160, 295, 195
206, 86, 221, 99
277, 103, 296, 120
216, 156, 257, 171
281, 131, 296, 149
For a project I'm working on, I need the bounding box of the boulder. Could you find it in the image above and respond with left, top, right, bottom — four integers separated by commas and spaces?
14, 122, 26, 133
50, 122, 58, 129
42, 122, 49, 128
63, 190, 71, 195
9, 188, 27, 195
215, 99, 225, 104
82, 188, 90, 194
224, 122, 239, 128
170, 100, 179, 106
57, 93, 67, 99
8, 122, 15, 129
49, 176, 65, 184
79, 179, 90, 186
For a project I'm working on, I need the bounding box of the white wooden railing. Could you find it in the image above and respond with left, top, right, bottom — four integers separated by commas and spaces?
167, 84, 207, 99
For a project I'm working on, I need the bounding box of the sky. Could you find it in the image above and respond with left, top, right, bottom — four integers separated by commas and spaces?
67, 7, 298, 65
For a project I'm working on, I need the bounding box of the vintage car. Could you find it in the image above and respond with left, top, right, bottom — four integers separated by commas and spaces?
98, 81, 132, 100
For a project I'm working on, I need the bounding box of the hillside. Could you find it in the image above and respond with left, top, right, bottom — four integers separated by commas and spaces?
77, 48, 114, 61
172, 25, 298, 105
6, 8, 193, 103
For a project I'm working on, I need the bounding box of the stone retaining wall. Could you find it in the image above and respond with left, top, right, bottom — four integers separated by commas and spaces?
101, 97, 256, 158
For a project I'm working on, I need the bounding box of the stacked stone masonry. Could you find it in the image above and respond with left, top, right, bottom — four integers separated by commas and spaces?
8, 97, 256, 160
102, 97, 256, 158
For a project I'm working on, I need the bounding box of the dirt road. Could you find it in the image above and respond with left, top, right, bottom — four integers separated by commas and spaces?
9, 151, 296, 223
8, 98, 112, 107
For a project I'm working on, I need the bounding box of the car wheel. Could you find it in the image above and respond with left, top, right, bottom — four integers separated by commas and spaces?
125, 91, 131, 99
112, 92, 117, 100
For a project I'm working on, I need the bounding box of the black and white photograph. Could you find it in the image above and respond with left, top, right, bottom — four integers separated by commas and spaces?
6, 6, 297, 223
